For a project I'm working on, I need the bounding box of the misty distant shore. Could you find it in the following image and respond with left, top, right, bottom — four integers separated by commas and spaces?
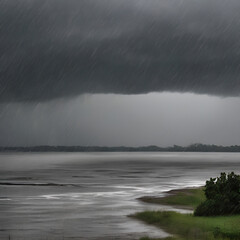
1, 144, 240, 152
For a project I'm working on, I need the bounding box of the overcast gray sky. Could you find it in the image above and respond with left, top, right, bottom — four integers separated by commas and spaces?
1, 93, 240, 147
0, 0, 240, 146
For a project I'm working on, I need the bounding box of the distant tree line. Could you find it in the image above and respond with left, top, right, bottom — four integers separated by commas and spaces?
1, 143, 240, 152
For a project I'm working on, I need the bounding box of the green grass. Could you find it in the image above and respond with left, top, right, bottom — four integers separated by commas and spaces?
140, 237, 181, 240
134, 187, 240, 240
140, 188, 205, 209
134, 211, 240, 240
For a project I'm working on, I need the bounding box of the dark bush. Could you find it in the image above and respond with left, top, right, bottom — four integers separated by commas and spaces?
194, 172, 240, 216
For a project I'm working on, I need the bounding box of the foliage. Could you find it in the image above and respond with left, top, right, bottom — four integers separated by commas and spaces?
134, 182, 240, 240
194, 172, 240, 216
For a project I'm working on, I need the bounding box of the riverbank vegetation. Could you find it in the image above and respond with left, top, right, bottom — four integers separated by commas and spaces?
136, 211, 240, 240
194, 172, 240, 216
134, 172, 240, 240
139, 187, 205, 210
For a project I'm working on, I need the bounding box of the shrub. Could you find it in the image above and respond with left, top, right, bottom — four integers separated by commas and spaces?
194, 172, 240, 216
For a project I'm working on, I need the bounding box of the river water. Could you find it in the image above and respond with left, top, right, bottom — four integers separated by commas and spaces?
0, 152, 240, 240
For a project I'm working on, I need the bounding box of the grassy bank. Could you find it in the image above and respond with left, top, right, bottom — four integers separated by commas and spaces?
134, 188, 240, 240
139, 188, 205, 210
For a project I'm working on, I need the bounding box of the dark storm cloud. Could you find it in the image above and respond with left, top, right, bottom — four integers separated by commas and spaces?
0, 0, 240, 102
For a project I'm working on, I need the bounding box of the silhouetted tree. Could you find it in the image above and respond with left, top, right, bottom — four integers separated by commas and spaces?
194, 172, 240, 216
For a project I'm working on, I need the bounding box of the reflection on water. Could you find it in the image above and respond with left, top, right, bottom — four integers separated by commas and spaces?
0, 152, 240, 239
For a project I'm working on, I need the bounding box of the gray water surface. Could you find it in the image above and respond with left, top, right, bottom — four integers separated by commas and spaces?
0, 152, 240, 239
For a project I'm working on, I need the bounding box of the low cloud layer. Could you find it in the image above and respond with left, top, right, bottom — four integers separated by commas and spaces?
1, 93, 240, 146
1, 0, 240, 102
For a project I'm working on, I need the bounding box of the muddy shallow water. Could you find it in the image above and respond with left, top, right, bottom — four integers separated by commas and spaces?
0, 152, 240, 239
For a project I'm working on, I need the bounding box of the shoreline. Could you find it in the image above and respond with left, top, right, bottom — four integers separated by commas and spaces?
132, 186, 240, 240
137, 186, 204, 210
